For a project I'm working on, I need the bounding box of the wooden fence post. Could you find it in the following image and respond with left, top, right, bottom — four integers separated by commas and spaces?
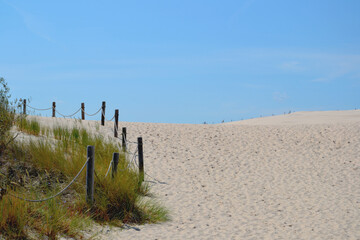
81, 103, 85, 120
112, 152, 119, 178
86, 145, 95, 204
122, 127, 127, 151
138, 137, 144, 183
114, 109, 119, 137
101, 101, 106, 126
52, 102, 56, 117
23, 99, 26, 115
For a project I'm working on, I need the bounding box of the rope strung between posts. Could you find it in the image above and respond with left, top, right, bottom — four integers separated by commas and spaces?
24, 104, 114, 119
129, 148, 138, 167
8, 157, 89, 202
128, 147, 166, 185
117, 134, 140, 164
27, 105, 53, 111
118, 134, 165, 183
121, 148, 138, 170
24, 103, 118, 122
55, 107, 82, 118
101, 110, 115, 122
104, 149, 139, 177
112, 133, 136, 169
24, 103, 102, 118
125, 143, 137, 160
107, 114, 115, 122
122, 133, 137, 145
104, 160, 113, 177
123, 132, 135, 145
82, 107, 102, 117
109, 125, 166, 184
143, 168, 167, 184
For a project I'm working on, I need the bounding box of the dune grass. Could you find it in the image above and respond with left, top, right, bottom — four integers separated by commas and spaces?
16, 117, 41, 136
1, 118, 168, 239
0, 190, 91, 239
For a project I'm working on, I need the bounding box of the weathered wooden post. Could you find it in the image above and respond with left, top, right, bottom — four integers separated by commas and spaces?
112, 152, 119, 178
101, 101, 106, 126
86, 145, 95, 204
52, 102, 56, 117
114, 109, 119, 138
81, 103, 85, 120
23, 99, 26, 115
138, 137, 144, 183
122, 127, 127, 151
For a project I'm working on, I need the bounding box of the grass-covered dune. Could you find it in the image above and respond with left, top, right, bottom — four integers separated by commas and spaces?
0, 78, 168, 239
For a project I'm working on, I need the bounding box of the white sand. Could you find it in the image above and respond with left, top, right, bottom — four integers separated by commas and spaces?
29, 110, 360, 239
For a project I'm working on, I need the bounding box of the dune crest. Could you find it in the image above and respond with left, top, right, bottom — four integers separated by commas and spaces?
227, 110, 360, 125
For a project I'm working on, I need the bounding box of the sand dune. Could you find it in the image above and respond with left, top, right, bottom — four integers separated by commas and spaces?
228, 110, 360, 125
29, 110, 360, 239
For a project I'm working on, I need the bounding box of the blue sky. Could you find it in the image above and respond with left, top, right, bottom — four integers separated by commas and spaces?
1, 0, 359, 123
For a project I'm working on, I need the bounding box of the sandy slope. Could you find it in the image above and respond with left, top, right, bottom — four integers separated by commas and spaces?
30, 110, 360, 239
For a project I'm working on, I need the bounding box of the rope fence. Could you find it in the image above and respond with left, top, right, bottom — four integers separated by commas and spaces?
102, 110, 115, 122
8, 157, 89, 202
4, 135, 164, 204
104, 159, 113, 178
109, 124, 165, 184
27, 105, 53, 111
55, 107, 82, 118
119, 133, 166, 185
83, 107, 102, 117
6, 99, 166, 204
22, 100, 116, 125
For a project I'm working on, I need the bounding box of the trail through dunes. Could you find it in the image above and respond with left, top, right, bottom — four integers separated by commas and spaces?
28, 110, 360, 239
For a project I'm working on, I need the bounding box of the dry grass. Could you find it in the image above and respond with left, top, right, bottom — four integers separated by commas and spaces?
0, 118, 168, 239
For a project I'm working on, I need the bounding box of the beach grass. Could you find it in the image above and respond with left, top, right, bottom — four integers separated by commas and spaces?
16, 117, 41, 136
1, 118, 168, 239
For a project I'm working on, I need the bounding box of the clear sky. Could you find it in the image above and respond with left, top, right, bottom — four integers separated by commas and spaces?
1, 0, 359, 123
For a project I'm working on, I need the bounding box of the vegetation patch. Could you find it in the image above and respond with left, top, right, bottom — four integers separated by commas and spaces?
16, 118, 41, 136
0, 78, 168, 239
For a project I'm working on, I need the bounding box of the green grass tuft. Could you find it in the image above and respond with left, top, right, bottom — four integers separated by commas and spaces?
16, 118, 41, 136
